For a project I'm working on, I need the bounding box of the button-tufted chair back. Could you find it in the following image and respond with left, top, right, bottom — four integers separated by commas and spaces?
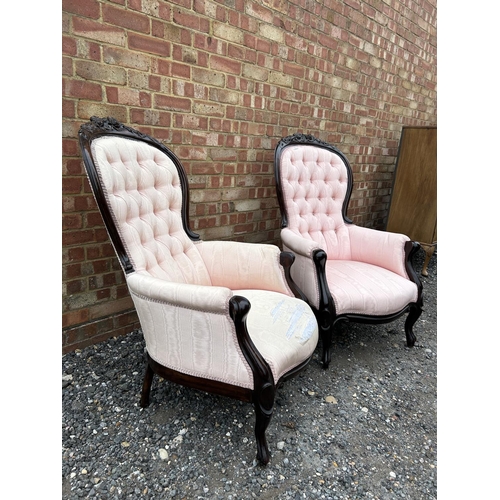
276, 139, 353, 259
89, 135, 212, 285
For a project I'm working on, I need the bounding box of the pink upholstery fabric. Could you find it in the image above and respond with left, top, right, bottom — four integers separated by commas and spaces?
281, 227, 320, 258
348, 225, 410, 279
126, 272, 232, 313
91, 136, 211, 284
233, 289, 318, 383
197, 240, 293, 296
325, 261, 418, 316
127, 273, 254, 389
281, 228, 321, 308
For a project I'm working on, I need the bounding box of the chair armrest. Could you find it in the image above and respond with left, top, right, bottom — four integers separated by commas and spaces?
348, 225, 411, 278
126, 272, 254, 389
126, 272, 232, 313
279, 228, 324, 310
196, 240, 292, 295
281, 228, 321, 257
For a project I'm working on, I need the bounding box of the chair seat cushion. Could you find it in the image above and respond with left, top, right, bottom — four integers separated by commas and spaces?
325, 261, 418, 316
233, 290, 319, 383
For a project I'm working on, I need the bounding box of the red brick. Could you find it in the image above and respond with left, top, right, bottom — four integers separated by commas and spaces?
62, 230, 96, 247
103, 4, 150, 33
92, 282, 110, 298
210, 55, 242, 75
62, 57, 73, 77
66, 279, 86, 295
62, 0, 100, 18
63, 139, 78, 157
86, 212, 105, 228
106, 86, 151, 107
62, 309, 90, 329
128, 33, 170, 57
157, 2, 172, 20
63, 78, 102, 100
171, 62, 191, 79
62, 177, 83, 194
256, 38, 271, 53
155, 94, 191, 111
63, 214, 82, 231
64, 262, 83, 280
63, 247, 85, 264
62, 36, 77, 56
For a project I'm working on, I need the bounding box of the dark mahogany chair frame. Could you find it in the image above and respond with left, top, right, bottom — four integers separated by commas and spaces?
274, 133, 424, 368
78, 117, 315, 465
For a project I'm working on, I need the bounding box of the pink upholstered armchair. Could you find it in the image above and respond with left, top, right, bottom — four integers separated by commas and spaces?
78, 117, 318, 465
274, 133, 423, 369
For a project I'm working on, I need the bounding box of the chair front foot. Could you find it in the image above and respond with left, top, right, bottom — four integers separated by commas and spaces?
140, 361, 154, 408
255, 425, 271, 465
254, 383, 275, 465
405, 304, 422, 347
319, 324, 332, 369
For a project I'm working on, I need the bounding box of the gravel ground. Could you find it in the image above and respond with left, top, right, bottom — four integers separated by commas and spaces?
62, 249, 437, 500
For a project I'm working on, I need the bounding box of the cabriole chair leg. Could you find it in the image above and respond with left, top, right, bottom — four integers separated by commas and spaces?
318, 316, 335, 369
253, 383, 275, 465
404, 304, 422, 347
320, 326, 332, 369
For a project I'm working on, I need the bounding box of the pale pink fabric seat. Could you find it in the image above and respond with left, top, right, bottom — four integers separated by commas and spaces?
324, 261, 418, 316
79, 117, 318, 465
274, 133, 423, 368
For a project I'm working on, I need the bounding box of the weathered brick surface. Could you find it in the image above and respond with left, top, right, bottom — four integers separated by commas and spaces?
62, 0, 437, 352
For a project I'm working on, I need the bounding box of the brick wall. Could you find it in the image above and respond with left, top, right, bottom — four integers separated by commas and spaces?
62, 0, 437, 353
